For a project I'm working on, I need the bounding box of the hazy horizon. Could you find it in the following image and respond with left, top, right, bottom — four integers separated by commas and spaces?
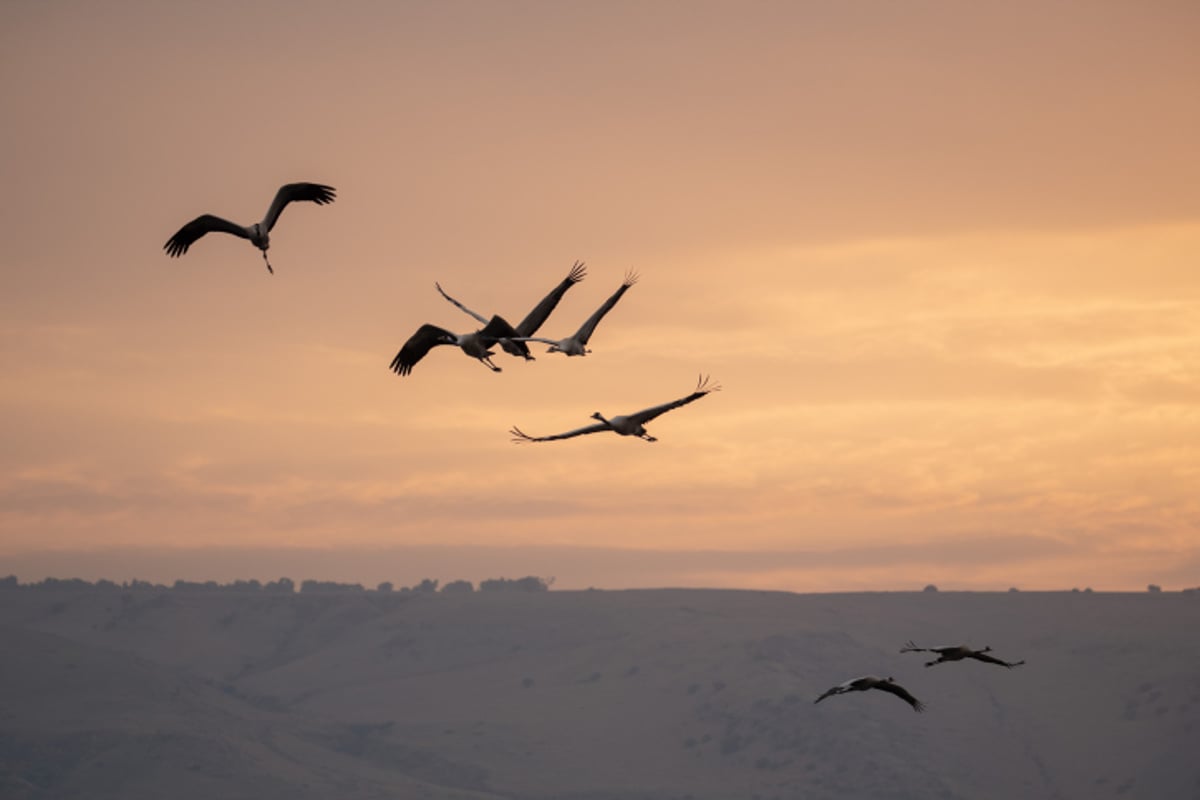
3, 543, 1194, 594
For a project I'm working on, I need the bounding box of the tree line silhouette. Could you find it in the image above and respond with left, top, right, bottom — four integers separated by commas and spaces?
0, 574, 554, 594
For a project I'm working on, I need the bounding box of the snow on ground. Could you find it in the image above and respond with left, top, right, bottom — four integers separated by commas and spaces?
1, 585, 1197, 799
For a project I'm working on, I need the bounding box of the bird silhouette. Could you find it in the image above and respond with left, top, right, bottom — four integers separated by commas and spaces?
164, 182, 336, 273
511, 375, 719, 443
900, 641, 1025, 668
509, 269, 638, 356
814, 675, 926, 712
389, 315, 519, 376
435, 261, 587, 360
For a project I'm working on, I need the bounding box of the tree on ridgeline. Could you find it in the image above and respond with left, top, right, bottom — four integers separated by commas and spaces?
173, 580, 221, 592
300, 580, 364, 593
264, 577, 295, 594
480, 576, 553, 593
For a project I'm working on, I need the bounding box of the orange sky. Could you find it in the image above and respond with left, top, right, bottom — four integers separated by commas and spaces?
2, 1, 1198, 591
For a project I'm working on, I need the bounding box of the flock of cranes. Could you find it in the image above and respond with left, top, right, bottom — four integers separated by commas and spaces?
164, 181, 719, 443
390, 266, 646, 379
165, 181, 1026, 717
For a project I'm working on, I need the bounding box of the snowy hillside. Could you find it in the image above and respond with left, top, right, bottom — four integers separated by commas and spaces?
1, 585, 1197, 799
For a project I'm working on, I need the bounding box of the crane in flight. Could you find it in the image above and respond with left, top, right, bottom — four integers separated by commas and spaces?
389, 315, 519, 376
509, 270, 638, 356
814, 675, 926, 712
900, 642, 1026, 669
164, 182, 336, 274
435, 261, 587, 361
510, 375, 719, 443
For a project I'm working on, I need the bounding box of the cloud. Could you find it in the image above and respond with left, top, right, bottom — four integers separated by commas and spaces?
0, 473, 253, 519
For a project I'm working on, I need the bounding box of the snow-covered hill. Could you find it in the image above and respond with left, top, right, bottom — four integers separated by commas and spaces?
2, 586, 1196, 799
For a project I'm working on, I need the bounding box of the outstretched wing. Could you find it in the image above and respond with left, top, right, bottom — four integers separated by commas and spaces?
390, 324, 453, 376
479, 314, 519, 341
874, 681, 926, 712
626, 374, 720, 426
435, 282, 490, 325
813, 684, 844, 704
902, 641, 960, 655
164, 214, 248, 257
484, 310, 534, 360
263, 182, 337, 231
515, 260, 587, 337
574, 269, 638, 345
510, 423, 609, 443
435, 286, 531, 359
969, 651, 1025, 668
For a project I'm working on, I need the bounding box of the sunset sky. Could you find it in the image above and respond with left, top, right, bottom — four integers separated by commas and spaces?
2, 1, 1198, 591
